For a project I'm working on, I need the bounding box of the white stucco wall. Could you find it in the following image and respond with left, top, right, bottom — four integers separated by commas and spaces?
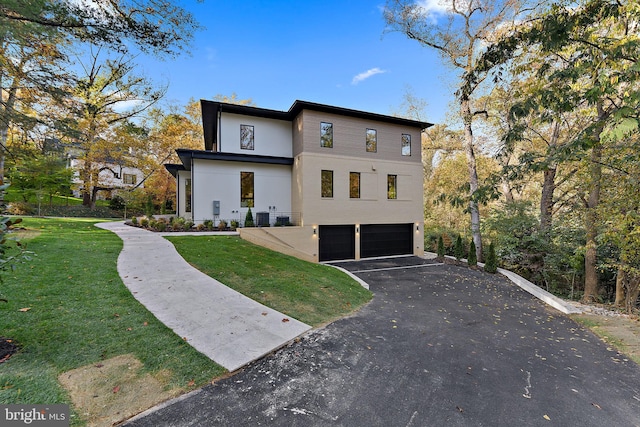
190, 158, 292, 225
218, 112, 292, 157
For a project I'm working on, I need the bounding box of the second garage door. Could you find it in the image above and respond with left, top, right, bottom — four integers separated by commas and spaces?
360, 224, 413, 258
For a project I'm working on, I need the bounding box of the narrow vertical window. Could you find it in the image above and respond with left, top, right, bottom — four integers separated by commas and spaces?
321, 170, 333, 198
185, 178, 192, 212
387, 174, 397, 199
366, 129, 377, 152
402, 134, 411, 156
350, 172, 360, 198
240, 124, 254, 150
241, 172, 254, 207
320, 122, 333, 148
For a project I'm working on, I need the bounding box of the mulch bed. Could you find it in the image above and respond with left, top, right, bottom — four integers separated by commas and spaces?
0, 337, 18, 363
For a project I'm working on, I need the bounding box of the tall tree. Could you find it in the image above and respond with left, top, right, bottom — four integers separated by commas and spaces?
58, 49, 165, 208
1, 0, 200, 57
469, 0, 640, 302
384, 0, 532, 259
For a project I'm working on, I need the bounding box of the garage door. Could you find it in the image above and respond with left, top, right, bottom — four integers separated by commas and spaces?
319, 225, 355, 262
360, 224, 413, 258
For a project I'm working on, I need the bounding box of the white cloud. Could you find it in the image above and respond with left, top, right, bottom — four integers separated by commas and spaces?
351, 67, 387, 85
112, 99, 144, 112
416, 0, 452, 15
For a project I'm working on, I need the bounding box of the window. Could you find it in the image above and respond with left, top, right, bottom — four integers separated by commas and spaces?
321, 170, 333, 198
366, 129, 377, 152
350, 172, 360, 198
402, 134, 411, 156
122, 173, 136, 185
387, 175, 397, 199
185, 178, 192, 213
241, 172, 254, 207
320, 122, 333, 148
240, 124, 254, 150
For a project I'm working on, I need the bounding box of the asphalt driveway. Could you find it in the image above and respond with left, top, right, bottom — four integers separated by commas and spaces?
124, 257, 640, 426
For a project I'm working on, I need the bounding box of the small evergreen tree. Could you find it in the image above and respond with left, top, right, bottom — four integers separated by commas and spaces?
454, 235, 464, 261
484, 242, 498, 273
437, 235, 445, 259
244, 207, 254, 227
467, 239, 477, 267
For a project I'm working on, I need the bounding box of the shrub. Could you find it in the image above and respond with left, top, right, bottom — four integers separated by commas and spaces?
203, 219, 214, 230
184, 221, 193, 230
244, 208, 254, 227
140, 218, 149, 228
6, 202, 34, 215
230, 220, 239, 230
109, 195, 125, 211
467, 240, 477, 267
218, 220, 227, 231
484, 242, 498, 273
437, 236, 445, 258
131, 216, 138, 226
156, 221, 167, 232
149, 219, 158, 230
196, 223, 206, 231
454, 235, 465, 261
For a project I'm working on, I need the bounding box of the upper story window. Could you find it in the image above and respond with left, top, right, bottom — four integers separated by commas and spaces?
240, 124, 254, 150
321, 170, 333, 198
402, 134, 411, 156
387, 174, 397, 199
320, 122, 333, 148
122, 173, 136, 185
366, 129, 377, 152
349, 172, 360, 199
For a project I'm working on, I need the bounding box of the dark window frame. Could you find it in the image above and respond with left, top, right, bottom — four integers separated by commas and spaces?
366, 128, 377, 153
350, 172, 360, 198
402, 134, 411, 156
320, 122, 333, 148
387, 174, 397, 200
321, 170, 334, 198
240, 124, 255, 150
185, 178, 192, 213
241, 171, 255, 207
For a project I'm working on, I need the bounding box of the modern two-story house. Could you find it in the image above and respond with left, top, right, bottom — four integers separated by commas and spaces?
166, 99, 431, 262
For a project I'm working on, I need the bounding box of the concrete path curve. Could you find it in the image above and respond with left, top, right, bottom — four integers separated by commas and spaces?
96, 221, 311, 372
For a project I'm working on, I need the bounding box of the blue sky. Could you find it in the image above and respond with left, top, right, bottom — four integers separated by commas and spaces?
138, 1, 456, 124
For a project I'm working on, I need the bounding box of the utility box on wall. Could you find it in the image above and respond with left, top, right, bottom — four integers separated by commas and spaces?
213, 200, 220, 216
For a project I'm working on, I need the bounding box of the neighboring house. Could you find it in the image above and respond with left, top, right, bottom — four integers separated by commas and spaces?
44, 138, 144, 200
166, 100, 431, 262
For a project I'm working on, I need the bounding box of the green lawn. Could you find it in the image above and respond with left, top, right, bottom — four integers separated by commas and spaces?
1, 217, 372, 425
167, 235, 372, 327
0, 218, 224, 424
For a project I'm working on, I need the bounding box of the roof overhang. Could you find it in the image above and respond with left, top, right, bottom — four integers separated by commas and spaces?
176, 149, 293, 170
164, 163, 185, 178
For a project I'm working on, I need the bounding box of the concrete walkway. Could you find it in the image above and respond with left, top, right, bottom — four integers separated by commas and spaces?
96, 222, 311, 372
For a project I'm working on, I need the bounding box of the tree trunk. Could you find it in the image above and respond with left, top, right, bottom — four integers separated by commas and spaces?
615, 267, 626, 307
540, 166, 556, 233
461, 97, 483, 260
540, 121, 560, 234
626, 273, 640, 314
501, 176, 515, 203
582, 142, 602, 303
